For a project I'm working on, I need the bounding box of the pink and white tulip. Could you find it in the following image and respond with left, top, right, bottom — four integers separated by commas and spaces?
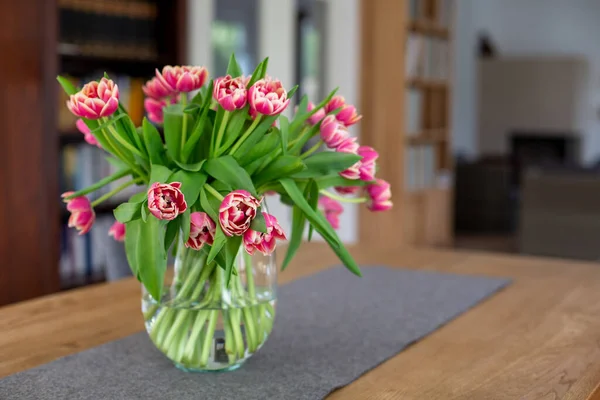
147, 182, 187, 221
62, 192, 95, 235
325, 95, 362, 127
144, 96, 178, 124
336, 137, 361, 180
213, 75, 248, 111
320, 115, 348, 149
108, 221, 126, 242
335, 186, 360, 196
357, 146, 378, 181
307, 101, 326, 125
186, 212, 216, 250
243, 213, 287, 255
67, 78, 119, 119
248, 78, 290, 116
219, 190, 262, 236
318, 196, 344, 230
75, 119, 100, 147
142, 76, 173, 99
156, 65, 208, 93
366, 179, 393, 212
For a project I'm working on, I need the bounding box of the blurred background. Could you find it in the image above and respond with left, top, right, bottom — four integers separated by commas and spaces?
2, 0, 599, 306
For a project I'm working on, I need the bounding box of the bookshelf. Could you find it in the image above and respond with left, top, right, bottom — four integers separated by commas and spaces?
0, 0, 186, 305
359, 0, 454, 248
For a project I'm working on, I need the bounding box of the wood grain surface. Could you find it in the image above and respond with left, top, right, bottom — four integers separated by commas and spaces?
2, 244, 600, 399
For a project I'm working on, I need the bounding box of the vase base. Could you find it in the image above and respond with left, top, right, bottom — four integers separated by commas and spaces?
174, 361, 244, 373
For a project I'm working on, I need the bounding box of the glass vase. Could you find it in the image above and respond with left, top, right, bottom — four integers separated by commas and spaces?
141, 235, 277, 372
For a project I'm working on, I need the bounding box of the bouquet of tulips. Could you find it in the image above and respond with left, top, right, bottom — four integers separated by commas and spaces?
58, 54, 392, 369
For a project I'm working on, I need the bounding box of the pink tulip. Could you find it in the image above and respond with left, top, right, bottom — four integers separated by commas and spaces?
147, 182, 187, 221
307, 101, 326, 125
144, 96, 178, 124
213, 75, 248, 111
335, 186, 360, 196
185, 212, 216, 250
336, 137, 361, 180
108, 221, 126, 242
248, 77, 290, 116
325, 95, 362, 126
62, 192, 95, 235
318, 196, 344, 230
243, 213, 287, 255
357, 146, 378, 181
75, 119, 101, 147
219, 190, 261, 236
320, 115, 348, 149
156, 65, 208, 93
366, 179, 393, 212
142, 76, 173, 99
67, 78, 119, 119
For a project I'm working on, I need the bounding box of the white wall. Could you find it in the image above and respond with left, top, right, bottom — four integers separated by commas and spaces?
453, 0, 600, 163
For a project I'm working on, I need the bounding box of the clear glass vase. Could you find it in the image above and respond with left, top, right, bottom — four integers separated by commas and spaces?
141, 236, 277, 372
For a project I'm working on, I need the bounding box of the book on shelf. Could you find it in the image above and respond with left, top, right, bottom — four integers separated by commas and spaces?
405, 88, 422, 135
408, 0, 420, 21
405, 144, 437, 192
405, 34, 450, 81
437, 0, 455, 28
58, 74, 145, 132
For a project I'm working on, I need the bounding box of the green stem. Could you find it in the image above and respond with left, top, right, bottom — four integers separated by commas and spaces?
287, 126, 309, 148
244, 252, 256, 300
301, 139, 323, 159
180, 95, 188, 155
319, 189, 367, 204
214, 112, 231, 153
64, 168, 131, 199
91, 178, 142, 207
228, 116, 262, 155
105, 124, 145, 158
204, 183, 225, 201
100, 122, 148, 181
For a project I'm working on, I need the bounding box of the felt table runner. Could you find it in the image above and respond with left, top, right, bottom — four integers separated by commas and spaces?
0, 266, 509, 400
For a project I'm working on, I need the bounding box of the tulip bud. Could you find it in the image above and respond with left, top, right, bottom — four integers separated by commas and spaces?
243, 213, 287, 255
219, 190, 262, 236
366, 179, 393, 212
320, 115, 348, 149
62, 192, 95, 235
156, 65, 208, 93
213, 75, 248, 111
325, 95, 362, 126
307, 101, 326, 125
108, 221, 126, 242
318, 196, 344, 230
357, 146, 378, 181
75, 119, 101, 148
147, 182, 188, 221
248, 78, 290, 116
186, 212, 216, 250
67, 78, 119, 120
336, 137, 361, 180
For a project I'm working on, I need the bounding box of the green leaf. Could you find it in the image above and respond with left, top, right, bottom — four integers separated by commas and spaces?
57, 76, 78, 95
316, 174, 370, 190
306, 180, 319, 241
293, 152, 362, 178
119, 115, 145, 156
182, 82, 214, 161
129, 192, 147, 203
236, 131, 280, 166
230, 115, 278, 158
286, 85, 299, 101
226, 53, 243, 77
114, 202, 142, 223
207, 226, 227, 264
200, 187, 221, 222
224, 236, 242, 286
173, 159, 205, 172
204, 156, 258, 197
141, 200, 149, 222
183, 103, 201, 114
142, 118, 166, 165
180, 209, 191, 242
171, 170, 206, 206
218, 110, 250, 154
290, 87, 338, 133
247, 57, 269, 87
288, 122, 321, 154
137, 217, 168, 301
124, 219, 142, 280
210, 180, 233, 193
280, 178, 362, 277
105, 156, 128, 170
164, 219, 179, 252
253, 155, 306, 188
282, 205, 306, 270
149, 164, 173, 184
163, 104, 184, 161
250, 209, 267, 233
279, 115, 289, 154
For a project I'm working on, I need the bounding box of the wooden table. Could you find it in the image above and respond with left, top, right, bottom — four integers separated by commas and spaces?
2, 244, 600, 399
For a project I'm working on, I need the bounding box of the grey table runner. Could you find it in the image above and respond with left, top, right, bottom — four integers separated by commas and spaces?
0, 266, 510, 400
